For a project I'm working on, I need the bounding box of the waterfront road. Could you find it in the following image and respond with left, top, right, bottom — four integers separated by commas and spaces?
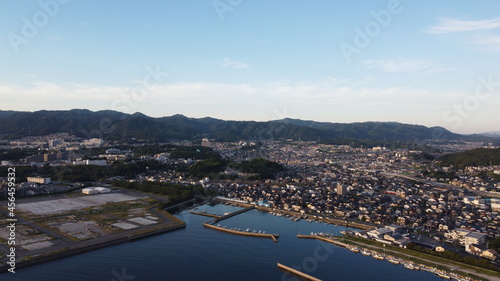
337, 237, 500, 281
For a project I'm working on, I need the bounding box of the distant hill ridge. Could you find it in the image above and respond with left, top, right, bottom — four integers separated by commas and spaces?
439, 148, 500, 168
0, 109, 493, 143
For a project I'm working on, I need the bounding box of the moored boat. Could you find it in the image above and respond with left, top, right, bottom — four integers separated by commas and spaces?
388, 258, 399, 265
347, 246, 360, 253
404, 263, 414, 270
436, 272, 451, 279
404, 263, 419, 270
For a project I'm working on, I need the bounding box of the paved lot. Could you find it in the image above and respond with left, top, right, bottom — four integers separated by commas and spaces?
111, 222, 139, 230
21, 241, 54, 251
17, 193, 145, 215
58, 220, 106, 240
128, 217, 157, 225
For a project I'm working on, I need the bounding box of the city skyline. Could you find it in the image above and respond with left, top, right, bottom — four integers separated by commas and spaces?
1, 0, 500, 134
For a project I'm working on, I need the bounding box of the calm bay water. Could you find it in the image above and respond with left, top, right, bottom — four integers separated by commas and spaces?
3, 204, 445, 281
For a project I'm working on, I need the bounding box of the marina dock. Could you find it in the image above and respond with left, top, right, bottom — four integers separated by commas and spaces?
297, 234, 348, 248
199, 205, 279, 241
188, 211, 222, 218
297, 234, 479, 281
203, 222, 279, 242
277, 263, 322, 281
214, 206, 255, 222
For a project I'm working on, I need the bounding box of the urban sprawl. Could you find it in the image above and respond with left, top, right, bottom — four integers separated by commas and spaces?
2, 134, 500, 267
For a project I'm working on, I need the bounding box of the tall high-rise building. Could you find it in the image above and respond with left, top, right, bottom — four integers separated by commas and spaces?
337, 182, 348, 195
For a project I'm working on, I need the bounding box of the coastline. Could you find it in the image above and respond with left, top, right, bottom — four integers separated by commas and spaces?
211, 197, 376, 231
0, 210, 186, 274
299, 234, 499, 281
211, 198, 500, 281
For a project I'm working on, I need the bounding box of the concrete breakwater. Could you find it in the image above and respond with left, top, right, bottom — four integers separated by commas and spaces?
188, 211, 222, 218
214, 206, 255, 222
297, 234, 348, 248
212, 198, 375, 231
203, 222, 279, 242
0, 223, 186, 273
277, 263, 322, 281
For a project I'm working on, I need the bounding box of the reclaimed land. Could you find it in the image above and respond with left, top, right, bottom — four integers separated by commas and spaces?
0, 201, 186, 273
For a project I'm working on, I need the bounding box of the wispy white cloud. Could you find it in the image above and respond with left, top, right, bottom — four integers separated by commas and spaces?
220, 58, 249, 69
472, 35, 500, 52
426, 17, 500, 33
25, 73, 39, 79
0, 79, 446, 112
425, 17, 500, 53
362, 59, 454, 74
5, 79, 495, 132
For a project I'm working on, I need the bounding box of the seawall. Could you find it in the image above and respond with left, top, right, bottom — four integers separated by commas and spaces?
297, 234, 348, 248
212, 198, 375, 231
0, 223, 186, 273
277, 263, 322, 281
203, 222, 279, 242
188, 211, 221, 218
214, 206, 254, 222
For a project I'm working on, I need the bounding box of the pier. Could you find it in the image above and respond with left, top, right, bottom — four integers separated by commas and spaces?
214, 206, 255, 222
188, 211, 222, 218
297, 234, 348, 248
200, 206, 279, 242
203, 222, 279, 242
277, 263, 322, 281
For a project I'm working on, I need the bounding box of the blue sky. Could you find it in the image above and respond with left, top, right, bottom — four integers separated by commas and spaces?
1, 0, 500, 134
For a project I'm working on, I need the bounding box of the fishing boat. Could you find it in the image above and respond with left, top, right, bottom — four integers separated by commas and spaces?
435, 272, 451, 279
347, 246, 360, 253
387, 258, 400, 265
361, 250, 372, 256
404, 263, 419, 270
404, 263, 415, 270
372, 254, 384, 261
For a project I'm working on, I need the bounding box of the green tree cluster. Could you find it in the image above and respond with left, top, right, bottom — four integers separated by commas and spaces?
189, 158, 227, 178
113, 180, 204, 202
439, 148, 500, 168
229, 158, 284, 179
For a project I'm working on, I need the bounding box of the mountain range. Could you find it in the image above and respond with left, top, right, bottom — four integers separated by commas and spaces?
482, 131, 500, 137
0, 109, 496, 144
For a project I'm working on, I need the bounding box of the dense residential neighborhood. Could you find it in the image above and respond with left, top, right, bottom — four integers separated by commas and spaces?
2, 135, 500, 266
